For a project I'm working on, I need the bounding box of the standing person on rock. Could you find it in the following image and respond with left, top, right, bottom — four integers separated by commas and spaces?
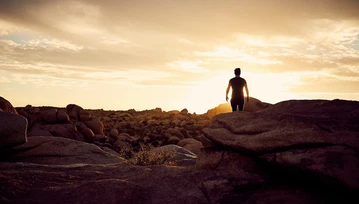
226, 68, 249, 112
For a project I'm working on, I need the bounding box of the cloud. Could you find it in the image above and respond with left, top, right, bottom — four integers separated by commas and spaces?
0, 68, 88, 87
0, 59, 173, 85
2, 38, 84, 51
168, 60, 209, 73
0, 20, 20, 36
1, 0, 358, 42
196, 46, 283, 65
0, 0, 359, 105
289, 71, 359, 93
100, 36, 130, 45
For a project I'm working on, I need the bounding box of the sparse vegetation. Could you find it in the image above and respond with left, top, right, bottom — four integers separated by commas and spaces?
119, 143, 176, 166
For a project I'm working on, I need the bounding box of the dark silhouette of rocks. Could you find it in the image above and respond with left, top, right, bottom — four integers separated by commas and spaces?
0, 112, 27, 148
203, 99, 359, 153
201, 99, 359, 203
6, 136, 124, 165
13, 99, 214, 156
0, 96, 18, 114
206, 96, 271, 118
1, 96, 359, 203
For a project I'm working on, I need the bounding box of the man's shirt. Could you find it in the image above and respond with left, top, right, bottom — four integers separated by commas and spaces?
229, 77, 247, 100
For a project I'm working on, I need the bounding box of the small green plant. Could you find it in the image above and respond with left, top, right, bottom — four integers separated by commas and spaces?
119, 143, 176, 166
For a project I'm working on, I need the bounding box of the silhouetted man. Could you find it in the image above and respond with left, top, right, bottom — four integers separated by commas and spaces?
226, 68, 249, 112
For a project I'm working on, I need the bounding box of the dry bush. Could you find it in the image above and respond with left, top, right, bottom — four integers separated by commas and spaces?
119, 143, 175, 166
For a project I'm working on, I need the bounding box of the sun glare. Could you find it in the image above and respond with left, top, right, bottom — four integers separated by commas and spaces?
184, 71, 305, 113
245, 71, 304, 104
185, 73, 230, 114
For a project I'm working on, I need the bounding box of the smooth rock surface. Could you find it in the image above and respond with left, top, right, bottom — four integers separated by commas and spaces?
5, 136, 124, 165
203, 99, 359, 153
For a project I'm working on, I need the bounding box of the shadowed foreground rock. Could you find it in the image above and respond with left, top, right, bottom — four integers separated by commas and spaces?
202, 99, 359, 202
0, 162, 208, 204
3, 136, 124, 165
1, 99, 359, 203
0, 112, 27, 148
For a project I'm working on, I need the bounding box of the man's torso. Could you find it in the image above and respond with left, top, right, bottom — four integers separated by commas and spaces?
230, 77, 246, 100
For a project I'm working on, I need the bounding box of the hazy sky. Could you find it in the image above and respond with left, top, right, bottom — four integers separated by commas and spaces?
1, 0, 359, 113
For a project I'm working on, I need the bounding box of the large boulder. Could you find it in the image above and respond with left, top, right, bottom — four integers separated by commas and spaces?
0, 96, 17, 114
16, 105, 41, 130
194, 147, 267, 203
109, 128, 119, 141
180, 108, 188, 115
57, 109, 70, 123
0, 112, 28, 148
39, 108, 70, 124
27, 123, 53, 137
80, 127, 95, 142
194, 119, 211, 129
167, 136, 180, 145
165, 128, 184, 140
203, 99, 359, 153
6, 136, 124, 165
66, 104, 90, 121
261, 145, 359, 189
84, 118, 104, 135
42, 124, 86, 142
203, 99, 359, 192
177, 138, 203, 155
41, 108, 58, 123
79, 109, 91, 121
0, 156, 208, 204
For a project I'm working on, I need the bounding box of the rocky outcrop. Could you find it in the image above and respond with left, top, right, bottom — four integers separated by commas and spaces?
17, 104, 100, 143
4, 136, 124, 165
203, 99, 359, 153
41, 109, 58, 123
16, 105, 41, 130
41, 108, 70, 124
177, 138, 203, 155
200, 99, 359, 202
0, 112, 28, 148
57, 109, 70, 123
16, 101, 212, 154
0, 162, 208, 204
42, 124, 87, 142
1, 99, 359, 204
27, 124, 53, 137
261, 145, 359, 189
0, 96, 17, 114
66, 104, 91, 121
206, 97, 271, 118
84, 118, 104, 135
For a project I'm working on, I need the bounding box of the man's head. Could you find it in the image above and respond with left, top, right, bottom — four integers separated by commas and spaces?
234, 68, 241, 76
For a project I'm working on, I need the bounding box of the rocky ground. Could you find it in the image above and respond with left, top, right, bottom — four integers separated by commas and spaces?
1, 96, 359, 203
10, 96, 269, 155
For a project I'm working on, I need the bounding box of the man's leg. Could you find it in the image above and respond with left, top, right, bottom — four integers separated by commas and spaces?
230, 99, 237, 112
238, 100, 245, 111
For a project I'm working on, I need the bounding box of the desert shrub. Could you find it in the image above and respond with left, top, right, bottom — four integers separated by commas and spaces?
119, 143, 175, 166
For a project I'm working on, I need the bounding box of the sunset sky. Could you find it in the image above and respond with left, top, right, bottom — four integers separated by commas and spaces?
1, 0, 359, 113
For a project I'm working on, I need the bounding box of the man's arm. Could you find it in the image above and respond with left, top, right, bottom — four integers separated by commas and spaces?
245, 83, 249, 102
226, 82, 231, 101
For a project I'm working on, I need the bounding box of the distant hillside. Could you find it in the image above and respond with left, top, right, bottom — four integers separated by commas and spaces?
206, 97, 272, 118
